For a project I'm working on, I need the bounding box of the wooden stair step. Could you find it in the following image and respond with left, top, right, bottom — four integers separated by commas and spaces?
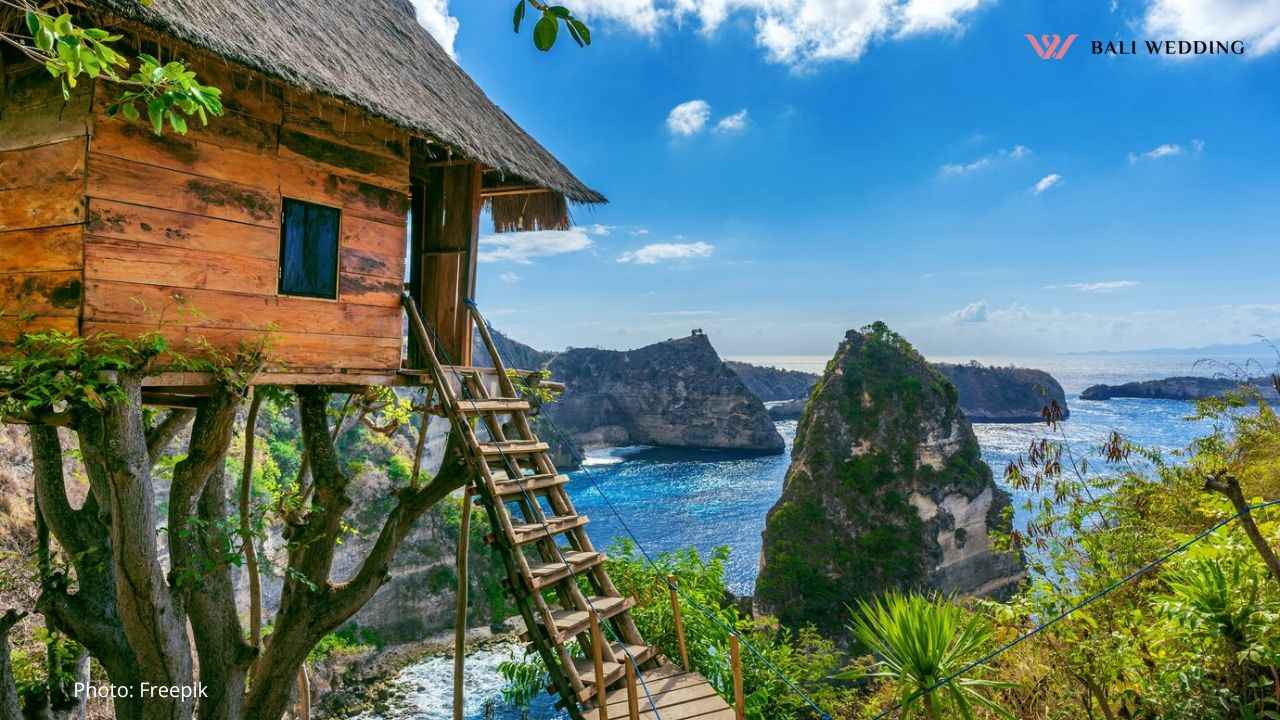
459, 399, 531, 414
583, 668, 730, 720
525, 551, 605, 591
524, 596, 634, 643
573, 644, 658, 702
493, 473, 570, 497
509, 515, 588, 545
479, 440, 549, 457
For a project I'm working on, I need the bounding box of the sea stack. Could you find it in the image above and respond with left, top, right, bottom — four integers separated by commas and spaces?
755, 323, 1025, 632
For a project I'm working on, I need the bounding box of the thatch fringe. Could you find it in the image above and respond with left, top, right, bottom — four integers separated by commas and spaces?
85, 0, 606, 205
487, 192, 571, 233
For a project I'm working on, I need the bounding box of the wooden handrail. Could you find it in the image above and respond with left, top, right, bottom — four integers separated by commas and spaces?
668, 575, 690, 669
730, 635, 745, 720
590, 613, 609, 720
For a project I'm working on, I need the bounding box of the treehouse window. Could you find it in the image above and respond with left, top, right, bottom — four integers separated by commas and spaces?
279, 198, 341, 299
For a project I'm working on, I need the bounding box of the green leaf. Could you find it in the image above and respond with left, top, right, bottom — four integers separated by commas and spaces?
569, 19, 591, 46
547, 5, 571, 18
168, 112, 188, 135
512, 0, 526, 33
53, 13, 73, 36
533, 14, 558, 51
147, 100, 165, 135
122, 102, 140, 122
35, 28, 55, 53
25, 11, 39, 37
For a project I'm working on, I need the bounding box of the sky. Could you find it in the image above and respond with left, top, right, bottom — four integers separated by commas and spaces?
411, 0, 1280, 360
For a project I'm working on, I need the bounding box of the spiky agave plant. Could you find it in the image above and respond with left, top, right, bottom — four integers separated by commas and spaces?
844, 592, 1013, 720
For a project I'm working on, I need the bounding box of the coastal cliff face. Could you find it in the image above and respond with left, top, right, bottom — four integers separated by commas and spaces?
933, 363, 1069, 422
1081, 376, 1280, 402
755, 323, 1025, 633
749, 361, 1069, 424
544, 334, 785, 453
724, 361, 819, 402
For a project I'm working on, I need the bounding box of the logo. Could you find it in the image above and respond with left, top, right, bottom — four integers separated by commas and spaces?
1025, 33, 1078, 60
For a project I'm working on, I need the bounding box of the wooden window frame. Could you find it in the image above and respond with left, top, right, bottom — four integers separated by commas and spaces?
278, 196, 343, 302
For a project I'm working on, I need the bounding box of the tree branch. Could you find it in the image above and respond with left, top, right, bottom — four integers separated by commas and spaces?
146, 409, 195, 465
1204, 472, 1280, 585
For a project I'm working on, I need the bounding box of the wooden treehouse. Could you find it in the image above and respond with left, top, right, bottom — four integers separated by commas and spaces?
0, 1, 737, 719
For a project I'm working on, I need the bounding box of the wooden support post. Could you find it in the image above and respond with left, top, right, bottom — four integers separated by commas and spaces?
625, 658, 641, 720
591, 613, 609, 720
730, 635, 745, 720
453, 484, 474, 720
668, 575, 690, 669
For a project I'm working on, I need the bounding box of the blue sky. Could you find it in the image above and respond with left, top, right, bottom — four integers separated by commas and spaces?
415, 1, 1280, 359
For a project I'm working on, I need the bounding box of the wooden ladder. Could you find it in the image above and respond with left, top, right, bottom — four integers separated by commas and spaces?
402, 294, 659, 719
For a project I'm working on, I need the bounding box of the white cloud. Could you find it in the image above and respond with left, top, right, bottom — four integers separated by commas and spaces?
940, 157, 990, 176
618, 241, 715, 264
571, 0, 992, 68
1144, 0, 1280, 57
499, 271, 521, 284
715, 109, 750, 133
479, 228, 594, 264
586, 224, 613, 236
948, 300, 989, 323
1047, 280, 1141, 293
1032, 173, 1063, 194
410, 0, 460, 59
1130, 143, 1183, 163
648, 309, 721, 316
939, 145, 1029, 177
630, 228, 651, 236
667, 100, 711, 136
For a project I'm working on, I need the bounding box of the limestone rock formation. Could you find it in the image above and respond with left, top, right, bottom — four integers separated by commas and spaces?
545, 333, 785, 453
725, 361, 819, 402
933, 362, 1069, 422
755, 323, 1025, 632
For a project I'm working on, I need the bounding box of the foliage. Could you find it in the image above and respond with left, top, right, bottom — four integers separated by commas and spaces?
3, 2, 224, 135
512, 1, 591, 51
10, 627, 82, 710
307, 625, 381, 663
843, 592, 1012, 720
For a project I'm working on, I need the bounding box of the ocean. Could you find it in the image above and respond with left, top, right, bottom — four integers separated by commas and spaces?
361, 351, 1273, 720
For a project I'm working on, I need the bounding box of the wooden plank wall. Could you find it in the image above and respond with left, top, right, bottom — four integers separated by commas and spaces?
413, 163, 480, 367
0, 64, 91, 343
80, 52, 412, 372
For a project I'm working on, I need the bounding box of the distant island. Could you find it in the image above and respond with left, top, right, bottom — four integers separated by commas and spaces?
1081, 376, 1279, 402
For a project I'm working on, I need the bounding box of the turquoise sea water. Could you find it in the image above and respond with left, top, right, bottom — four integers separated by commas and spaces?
368, 351, 1271, 719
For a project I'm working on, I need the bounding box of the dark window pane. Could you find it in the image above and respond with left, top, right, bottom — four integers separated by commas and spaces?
279, 198, 340, 299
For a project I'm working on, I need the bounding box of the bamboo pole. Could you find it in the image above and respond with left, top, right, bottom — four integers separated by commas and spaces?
453, 484, 474, 720
591, 613, 609, 720
625, 659, 641, 720
667, 575, 690, 669
730, 635, 745, 720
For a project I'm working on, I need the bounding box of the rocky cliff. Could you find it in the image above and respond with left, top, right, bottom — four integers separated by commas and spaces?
724, 361, 819, 402
933, 362, 1069, 422
1081, 376, 1280, 402
544, 333, 785, 453
755, 323, 1025, 633
752, 361, 1069, 424
472, 327, 557, 372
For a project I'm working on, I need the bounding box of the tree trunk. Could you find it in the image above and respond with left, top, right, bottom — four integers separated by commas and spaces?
76, 377, 194, 720
0, 610, 25, 720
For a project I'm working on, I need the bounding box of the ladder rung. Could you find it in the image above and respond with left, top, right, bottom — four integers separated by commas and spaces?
460, 399, 531, 414
523, 596, 634, 642
526, 551, 605, 591
479, 441, 550, 457
510, 515, 588, 545
573, 644, 658, 702
493, 473, 570, 497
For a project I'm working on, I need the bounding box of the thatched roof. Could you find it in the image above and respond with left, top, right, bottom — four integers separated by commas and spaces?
86, 0, 606, 211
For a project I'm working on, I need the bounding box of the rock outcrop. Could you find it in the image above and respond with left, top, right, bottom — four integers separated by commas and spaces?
933, 363, 1069, 422
544, 333, 785, 453
725, 361, 819, 402
755, 323, 1025, 633
1081, 376, 1279, 402
472, 327, 556, 372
